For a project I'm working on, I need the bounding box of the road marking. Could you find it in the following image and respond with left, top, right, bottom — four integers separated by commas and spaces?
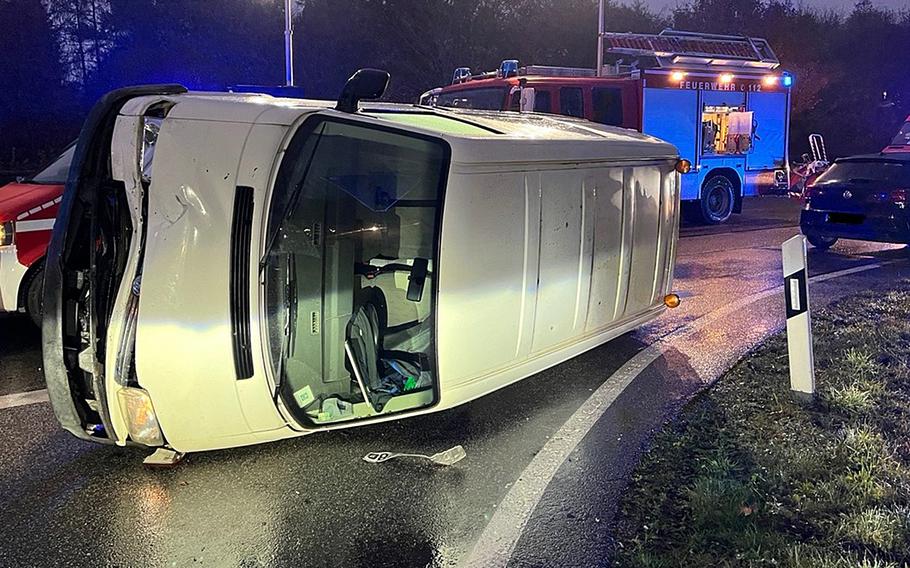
0, 389, 49, 410
464, 260, 898, 568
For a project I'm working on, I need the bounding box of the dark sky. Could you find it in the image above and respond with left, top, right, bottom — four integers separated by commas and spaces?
634, 0, 909, 15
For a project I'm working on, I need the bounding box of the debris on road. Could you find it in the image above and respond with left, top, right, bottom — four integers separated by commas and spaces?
363, 445, 466, 466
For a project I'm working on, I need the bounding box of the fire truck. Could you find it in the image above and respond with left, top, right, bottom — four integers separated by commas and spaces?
421, 29, 793, 224
0, 144, 73, 324
883, 116, 910, 154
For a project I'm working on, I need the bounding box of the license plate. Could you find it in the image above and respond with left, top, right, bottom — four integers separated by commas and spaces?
826, 212, 864, 225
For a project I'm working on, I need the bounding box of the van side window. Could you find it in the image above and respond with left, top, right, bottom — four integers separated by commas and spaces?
559, 87, 584, 118
534, 90, 552, 113
593, 87, 623, 127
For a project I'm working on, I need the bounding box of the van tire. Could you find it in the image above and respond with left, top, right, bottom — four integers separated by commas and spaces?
24, 264, 45, 327
700, 175, 736, 224
805, 233, 837, 250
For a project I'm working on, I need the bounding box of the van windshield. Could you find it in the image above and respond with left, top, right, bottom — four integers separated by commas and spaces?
262, 117, 448, 426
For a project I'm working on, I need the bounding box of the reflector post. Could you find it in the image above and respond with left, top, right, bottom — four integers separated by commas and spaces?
782, 235, 815, 401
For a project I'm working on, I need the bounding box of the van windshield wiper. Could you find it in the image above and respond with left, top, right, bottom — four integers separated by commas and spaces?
273, 252, 297, 399
259, 123, 327, 273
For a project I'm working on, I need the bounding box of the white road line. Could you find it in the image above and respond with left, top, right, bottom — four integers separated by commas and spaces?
463, 260, 897, 568
0, 389, 49, 410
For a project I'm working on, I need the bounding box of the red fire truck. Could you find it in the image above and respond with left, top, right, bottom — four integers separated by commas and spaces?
0, 144, 73, 324
421, 29, 793, 224
883, 116, 910, 154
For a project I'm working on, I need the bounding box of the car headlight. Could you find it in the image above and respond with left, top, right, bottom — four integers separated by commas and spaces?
117, 387, 165, 446
0, 221, 13, 247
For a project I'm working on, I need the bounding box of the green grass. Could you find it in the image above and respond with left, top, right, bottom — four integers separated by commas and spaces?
612, 282, 910, 567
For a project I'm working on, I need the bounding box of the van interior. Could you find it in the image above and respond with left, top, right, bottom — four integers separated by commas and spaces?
264, 118, 446, 426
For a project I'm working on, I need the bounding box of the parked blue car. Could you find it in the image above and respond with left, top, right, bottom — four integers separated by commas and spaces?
801, 154, 910, 249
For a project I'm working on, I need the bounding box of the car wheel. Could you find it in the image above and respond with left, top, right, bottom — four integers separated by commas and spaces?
805, 233, 838, 250
700, 175, 736, 224
25, 264, 45, 327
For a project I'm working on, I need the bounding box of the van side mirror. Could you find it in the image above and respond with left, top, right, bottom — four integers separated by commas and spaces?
335, 69, 391, 114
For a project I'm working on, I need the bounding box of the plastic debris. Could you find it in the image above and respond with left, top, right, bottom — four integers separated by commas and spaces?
362, 445, 466, 466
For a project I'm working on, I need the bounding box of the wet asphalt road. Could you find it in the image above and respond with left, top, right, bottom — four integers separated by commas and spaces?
1, 197, 908, 568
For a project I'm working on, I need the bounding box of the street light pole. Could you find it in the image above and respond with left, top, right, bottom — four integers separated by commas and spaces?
596, 0, 604, 77
284, 0, 294, 86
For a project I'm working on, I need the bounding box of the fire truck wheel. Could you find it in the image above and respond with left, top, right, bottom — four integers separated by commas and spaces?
700, 175, 736, 224
805, 233, 838, 250
25, 264, 45, 327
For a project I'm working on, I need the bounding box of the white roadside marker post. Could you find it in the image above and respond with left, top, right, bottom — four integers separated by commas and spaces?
782, 235, 816, 402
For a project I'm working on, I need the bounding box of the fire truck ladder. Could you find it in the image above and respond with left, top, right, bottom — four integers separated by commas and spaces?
598, 28, 780, 75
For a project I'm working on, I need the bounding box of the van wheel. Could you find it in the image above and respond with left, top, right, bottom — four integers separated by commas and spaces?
805, 233, 837, 250
25, 264, 45, 327
700, 175, 736, 224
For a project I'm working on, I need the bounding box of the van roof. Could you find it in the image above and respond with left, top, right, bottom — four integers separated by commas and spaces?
121, 92, 678, 164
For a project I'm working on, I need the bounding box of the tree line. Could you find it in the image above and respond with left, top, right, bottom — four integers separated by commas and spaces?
1, 0, 908, 173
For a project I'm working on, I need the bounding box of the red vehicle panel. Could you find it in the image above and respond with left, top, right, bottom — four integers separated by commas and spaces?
882, 116, 910, 154
0, 144, 72, 317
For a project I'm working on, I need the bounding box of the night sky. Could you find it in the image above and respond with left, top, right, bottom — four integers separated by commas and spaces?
636, 0, 908, 15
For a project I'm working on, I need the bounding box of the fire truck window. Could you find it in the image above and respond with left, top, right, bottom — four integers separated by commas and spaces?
436, 87, 509, 111
592, 88, 623, 127
891, 121, 910, 146
559, 87, 584, 118
702, 105, 754, 155
534, 90, 552, 113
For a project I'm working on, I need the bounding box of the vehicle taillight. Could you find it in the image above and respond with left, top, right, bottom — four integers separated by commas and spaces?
891, 189, 908, 208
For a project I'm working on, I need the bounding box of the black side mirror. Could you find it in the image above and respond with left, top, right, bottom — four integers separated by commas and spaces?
335, 69, 391, 114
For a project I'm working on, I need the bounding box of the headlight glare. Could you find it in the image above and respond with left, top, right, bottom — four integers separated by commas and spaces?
118, 387, 164, 446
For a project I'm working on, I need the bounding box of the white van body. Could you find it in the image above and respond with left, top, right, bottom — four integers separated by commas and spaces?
43, 87, 680, 453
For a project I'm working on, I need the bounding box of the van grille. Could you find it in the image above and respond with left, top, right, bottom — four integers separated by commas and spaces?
230, 186, 255, 379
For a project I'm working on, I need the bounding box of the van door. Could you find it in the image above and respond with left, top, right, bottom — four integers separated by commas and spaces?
532, 171, 592, 353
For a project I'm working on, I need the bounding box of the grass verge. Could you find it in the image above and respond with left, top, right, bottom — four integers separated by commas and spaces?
612, 281, 910, 567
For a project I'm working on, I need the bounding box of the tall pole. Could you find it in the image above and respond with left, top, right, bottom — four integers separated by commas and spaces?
284, 0, 294, 86
596, 0, 604, 77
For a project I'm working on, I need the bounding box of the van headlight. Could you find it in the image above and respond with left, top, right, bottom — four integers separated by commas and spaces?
117, 387, 165, 446
0, 221, 14, 247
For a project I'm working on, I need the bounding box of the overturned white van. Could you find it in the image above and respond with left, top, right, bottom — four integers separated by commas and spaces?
43, 71, 683, 456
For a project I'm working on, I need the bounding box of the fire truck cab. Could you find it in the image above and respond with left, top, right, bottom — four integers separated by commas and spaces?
0, 145, 73, 324
422, 29, 793, 224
